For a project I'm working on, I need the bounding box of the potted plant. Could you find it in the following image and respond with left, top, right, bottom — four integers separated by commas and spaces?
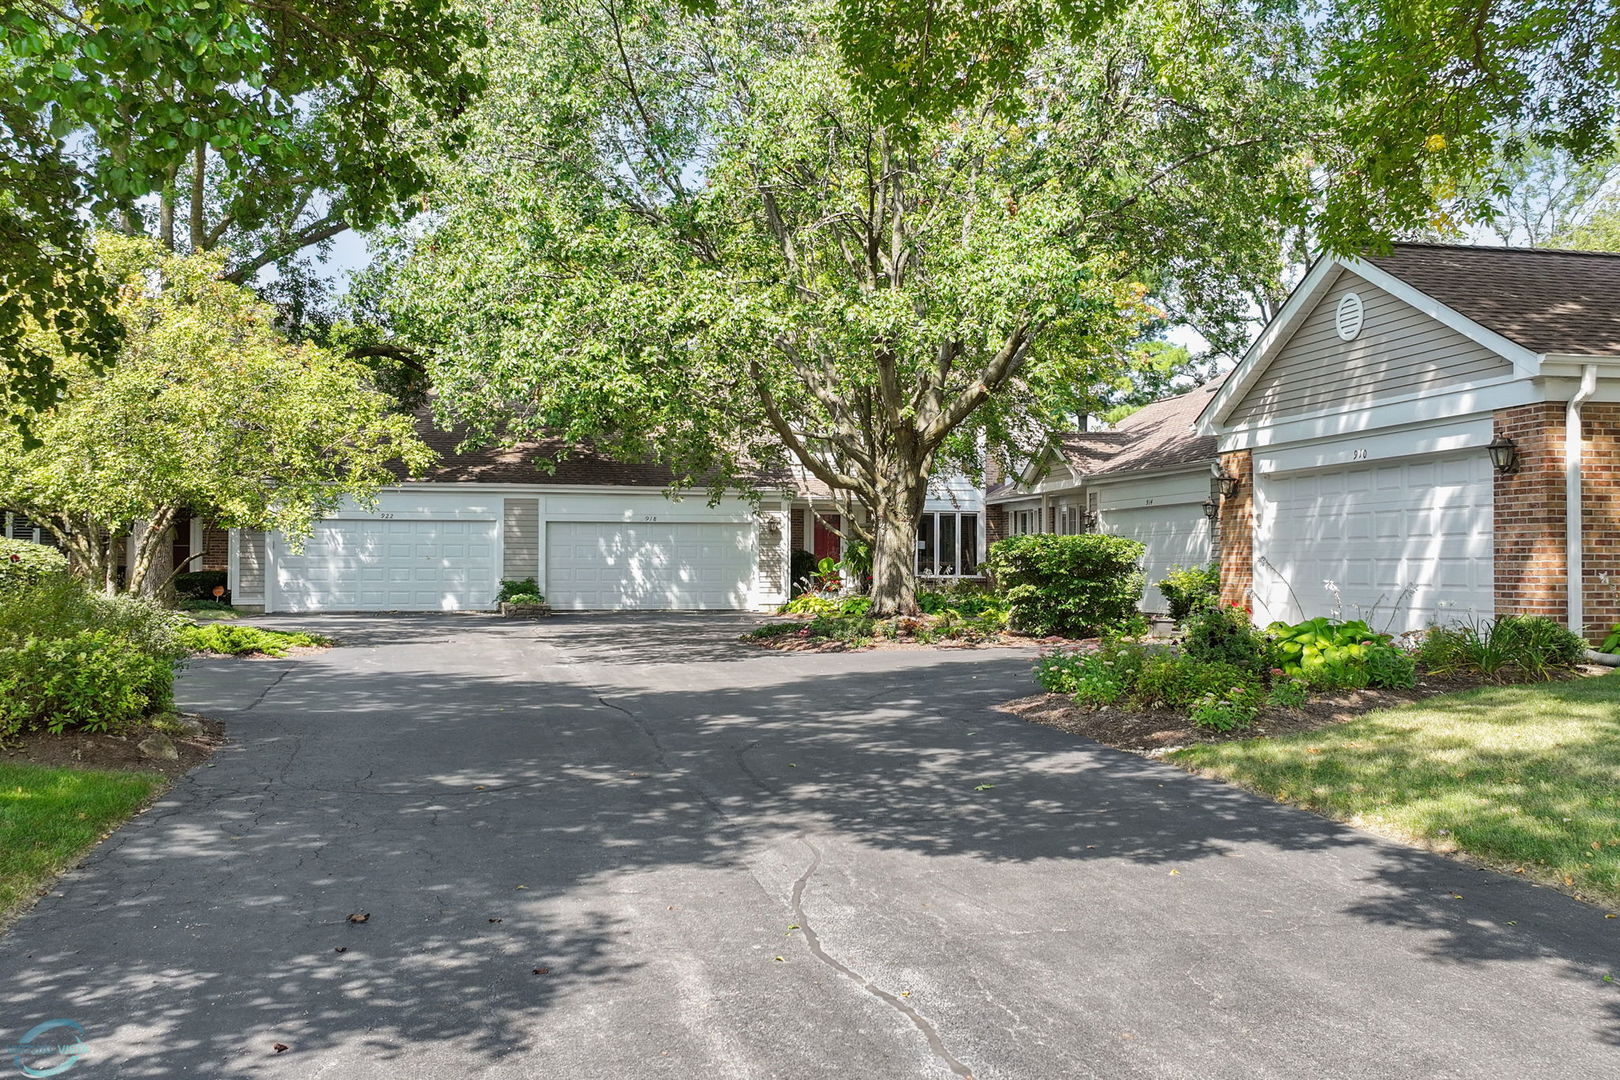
496, 578, 552, 618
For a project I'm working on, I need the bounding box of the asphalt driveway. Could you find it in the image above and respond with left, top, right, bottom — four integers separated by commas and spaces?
1, 613, 1616, 1078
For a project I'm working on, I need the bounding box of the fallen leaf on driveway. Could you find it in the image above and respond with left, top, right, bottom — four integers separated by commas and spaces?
533, 967, 550, 975
973, 784, 995, 791
273, 1044, 289, 1054
347, 913, 370, 924
334, 947, 347, 954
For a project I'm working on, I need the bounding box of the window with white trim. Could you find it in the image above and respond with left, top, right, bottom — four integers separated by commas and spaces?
916, 511, 981, 576
1009, 508, 1041, 535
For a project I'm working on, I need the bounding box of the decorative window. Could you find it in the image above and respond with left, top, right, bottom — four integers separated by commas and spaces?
1009, 507, 1041, 536
917, 511, 981, 577
2, 509, 44, 545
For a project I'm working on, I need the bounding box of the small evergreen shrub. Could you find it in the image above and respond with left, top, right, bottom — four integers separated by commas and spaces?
1157, 563, 1220, 624
986, 534, 1145, 637
0, 538, 68, 592
179, 623, 332, 657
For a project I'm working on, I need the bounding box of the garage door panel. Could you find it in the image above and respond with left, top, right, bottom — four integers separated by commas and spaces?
273, 518, 497, 612
1101, 503, 1213, 613
1255, 451, 1491, 632
547, 521, 753, 610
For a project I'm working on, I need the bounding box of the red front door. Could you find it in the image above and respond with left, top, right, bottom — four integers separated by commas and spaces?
812, 514, 842, 562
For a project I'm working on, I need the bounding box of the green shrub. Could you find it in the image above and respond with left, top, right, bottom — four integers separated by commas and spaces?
503, 592, 546, 606
1265, 677, 1309, 709
179, 623, 332, 657
1602, 623, 1620, 655
1189, 687, 1260, 731
1268, 617, 1415, 690
1033, 645, 1142, 706
0, 632, 174, 736
1158, 563, 1220, 624
1182, 604, 1275, 673
172, 569, 228, 602
917, 583, 1007, 619
0, 576, 186, 736
496, 578, 541, 604
0, 538, 68, 592
1131, 656, 1261, 711
1415, 616, 1586, 682
985, 534, 1145, 637
745, 614, 875, 646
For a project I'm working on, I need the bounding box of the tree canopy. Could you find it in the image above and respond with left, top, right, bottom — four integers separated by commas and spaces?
0, 234, 432, 595
0, 0, 485, 425
378, 0, 1393, 611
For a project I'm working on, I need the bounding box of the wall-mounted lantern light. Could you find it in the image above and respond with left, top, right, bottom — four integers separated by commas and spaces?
1486, 434, 1519, 475
1214, 470, 1242, 499
1202, 498, 1218, 521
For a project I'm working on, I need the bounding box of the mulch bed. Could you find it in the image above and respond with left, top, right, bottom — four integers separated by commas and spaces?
999, 674, 1499, 755
1, 714, 225, 779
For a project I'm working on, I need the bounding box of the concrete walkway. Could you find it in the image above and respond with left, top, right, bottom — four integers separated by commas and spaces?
1, 613, 1615, 1078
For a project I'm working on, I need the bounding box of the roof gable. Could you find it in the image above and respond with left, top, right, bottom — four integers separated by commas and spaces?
1197, 243, 1615, 433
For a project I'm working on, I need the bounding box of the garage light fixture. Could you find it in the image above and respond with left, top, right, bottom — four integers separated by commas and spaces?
1486, 434, 1519, 475
1214, 470, 1242, 499
1202, 498, 1218, 521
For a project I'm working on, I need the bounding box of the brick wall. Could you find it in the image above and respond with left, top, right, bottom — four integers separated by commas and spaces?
202, 525, 230, 572
1493, 404, 1567, 623
1580, 403, 1620, 639
985, 504, 1008, 548
1492, 402, 1620, 641
1217, 450, 1253, 609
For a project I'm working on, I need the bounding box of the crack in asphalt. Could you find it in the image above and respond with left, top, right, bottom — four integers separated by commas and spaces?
790, 835, 975, 1079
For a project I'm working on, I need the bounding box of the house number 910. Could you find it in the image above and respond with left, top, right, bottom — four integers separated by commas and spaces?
1350, 449, 1368, 460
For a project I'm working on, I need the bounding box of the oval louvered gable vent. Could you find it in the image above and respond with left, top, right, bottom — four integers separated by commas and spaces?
1335, 292, 1365, 341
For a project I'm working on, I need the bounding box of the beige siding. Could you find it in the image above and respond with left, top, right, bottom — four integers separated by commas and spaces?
502, 498, 539, 581
1229, 271, 1514, 426
238, 530, 266, 597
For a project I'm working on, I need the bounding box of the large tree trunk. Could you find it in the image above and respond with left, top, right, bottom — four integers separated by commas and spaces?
867, 461, 929, 617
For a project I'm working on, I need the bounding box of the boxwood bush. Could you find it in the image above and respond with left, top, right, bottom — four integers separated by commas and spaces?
986, 534, 1145, 637
0, 576, 188, 737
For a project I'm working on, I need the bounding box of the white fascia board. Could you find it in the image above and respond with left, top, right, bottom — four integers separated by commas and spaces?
1343, 257, 1544, 378
1197, 257, 1345, 434
1213, 373, 1535, 453
1252, 416, 1494, 476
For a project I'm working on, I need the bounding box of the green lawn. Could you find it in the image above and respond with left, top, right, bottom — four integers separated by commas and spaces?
1172, 672, 1620, 907
0, 763, 163, 923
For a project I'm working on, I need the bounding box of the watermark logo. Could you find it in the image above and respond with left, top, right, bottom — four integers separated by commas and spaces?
3, 1020, 90, 1078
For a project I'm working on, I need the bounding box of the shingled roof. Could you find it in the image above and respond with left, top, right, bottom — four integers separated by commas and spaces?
1364, 243, 1620, 357
1055, 377, 1225, 479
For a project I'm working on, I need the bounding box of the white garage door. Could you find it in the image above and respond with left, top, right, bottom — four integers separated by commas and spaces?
272, 518, 498, 612
1254, 451, 1493, 633
547, 521, 754, 610
1103, 503, 1213, 613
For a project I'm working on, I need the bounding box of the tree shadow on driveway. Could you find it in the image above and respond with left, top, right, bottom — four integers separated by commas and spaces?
1, 630, 1616, 1077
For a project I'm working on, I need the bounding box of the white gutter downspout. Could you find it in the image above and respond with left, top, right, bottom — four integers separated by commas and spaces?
1567, 364, 1599, 640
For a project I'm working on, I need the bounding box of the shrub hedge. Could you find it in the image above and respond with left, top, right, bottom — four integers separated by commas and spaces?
986, 534, 1145, 637
0, 576, 187, 737
0, 538, 68, 592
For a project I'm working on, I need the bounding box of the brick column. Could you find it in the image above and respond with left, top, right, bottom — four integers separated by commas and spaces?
1493, 404, 1567, 623
1216, 449, 1253, 610
984, 504, 1008, 547
1578, 403, 1620, 640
